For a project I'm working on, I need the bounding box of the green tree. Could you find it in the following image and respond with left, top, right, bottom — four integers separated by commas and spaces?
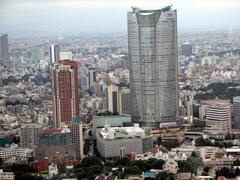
195, 137, 212, 147
191, 151, 197, 157
115, 157, 130, 166
84, 139, 90, 155
0, 157, 3, 168
73, 156, 103, 179
203, 167, 209, 174
233, 159, 240, 166
235, 167, 240, 177
215, 167, 236, 178
124, 165, 141, 175
58, 164, 66, 174
157, 136, 162, 145
188, 157, 203, 174
156, 171, 175, 180
146, 158, 165, 170
160, 139, 180, 150
177, 161, 194, 173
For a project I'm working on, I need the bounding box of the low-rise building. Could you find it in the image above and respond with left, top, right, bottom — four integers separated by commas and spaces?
172, 146, 196, 158
97, 124, 152, 158
205, 103, 232, 138
31, 158, 49, 172
49, 163, 58, 178
93, 114, 132, 137
151, 127, 184, 141
225, 147, 240, 158
200, 146, 219, 161
163, 159, 178, 174
0, 144, 33, 160
0, 169, 15, 180
136, 150, 187, 161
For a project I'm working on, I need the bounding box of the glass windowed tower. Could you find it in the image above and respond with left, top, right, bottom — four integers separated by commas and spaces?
128, 6, 179, 128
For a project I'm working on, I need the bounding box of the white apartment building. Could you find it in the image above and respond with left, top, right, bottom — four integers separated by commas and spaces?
0, 169, 14, 180
0, 144, 33, 160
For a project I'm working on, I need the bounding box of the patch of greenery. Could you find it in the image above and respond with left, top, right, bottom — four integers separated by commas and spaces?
156, 171, 175, 180
73, 156, 165, 179
194, 82, 240, 100
195, 137, 233, 148
157, 138, 180, 150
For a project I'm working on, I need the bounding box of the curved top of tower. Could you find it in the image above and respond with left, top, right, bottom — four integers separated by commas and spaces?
130, 5, 173, 14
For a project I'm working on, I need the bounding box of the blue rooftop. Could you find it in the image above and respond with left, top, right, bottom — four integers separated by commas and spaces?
144, 171, 157, 178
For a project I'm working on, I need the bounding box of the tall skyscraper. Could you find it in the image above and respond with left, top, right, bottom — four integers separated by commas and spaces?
233, 96, 240, 129
52, 60, 79, 129
128, 6, 178, 128
30, 46, 44, 64
0, 34, 9, 64
88, 67, 97, 92
50, 45, 60, 64
181, 43, 193, 56
107, 85, 120, 114
20, 124, 41, 148
70, 117, 84, 160
119, 88, 130, 115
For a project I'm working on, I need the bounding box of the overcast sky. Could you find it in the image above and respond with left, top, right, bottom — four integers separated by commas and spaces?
0, 0, 240, 35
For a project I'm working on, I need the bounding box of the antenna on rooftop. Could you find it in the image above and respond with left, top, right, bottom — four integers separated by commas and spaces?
229, 24, 233, 34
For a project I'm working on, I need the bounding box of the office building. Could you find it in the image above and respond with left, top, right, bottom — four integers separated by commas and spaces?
39, 129, 72, 147
0, 34, 9, 63
70, 118, 84, 160
181, 43, 193, 56
119, 88, 130, 114
88, 67, 97, 91
52, 60, 79, 129
0, 144, 33, 160
0, 169, 15, 180
60, 51, 73, 60
205, 103, 232, 138
20, 123, 41, 148
233, 96, 240, 129
128, 6, 178, 128
97, 124, 153, 158
107, 85, 130, 115
50, 45, 60, 64
107, 85, 120, 114
30, 46, 44, 64
35, 128, 77, 163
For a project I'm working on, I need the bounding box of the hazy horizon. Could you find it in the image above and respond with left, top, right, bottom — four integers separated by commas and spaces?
1, 0, 240, 37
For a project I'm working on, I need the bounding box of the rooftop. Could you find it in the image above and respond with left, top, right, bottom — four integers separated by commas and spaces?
99, 124, 146, 140
130, 5, 172, 13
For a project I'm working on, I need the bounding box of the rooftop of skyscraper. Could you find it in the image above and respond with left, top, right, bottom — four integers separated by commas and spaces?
130, 5, 172, 13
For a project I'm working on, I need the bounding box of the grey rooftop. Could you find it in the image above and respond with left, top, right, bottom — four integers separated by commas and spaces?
130, 5, 172, 13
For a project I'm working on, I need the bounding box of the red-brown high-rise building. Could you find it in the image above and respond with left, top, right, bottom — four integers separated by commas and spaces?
52, 60, 79, 129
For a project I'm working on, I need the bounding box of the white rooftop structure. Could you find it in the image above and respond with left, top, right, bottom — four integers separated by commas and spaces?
100, 123, 145, 140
